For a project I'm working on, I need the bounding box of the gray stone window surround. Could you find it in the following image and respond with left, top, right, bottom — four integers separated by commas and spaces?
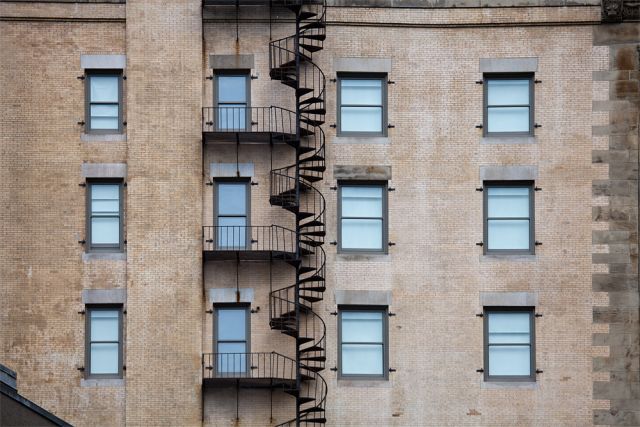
479, 57, 538, 143
208, 288, 254, 304
210, 163, 254, 178
333, 57, 391, 143
81, 55, 126, 141
209, 54, 254, 70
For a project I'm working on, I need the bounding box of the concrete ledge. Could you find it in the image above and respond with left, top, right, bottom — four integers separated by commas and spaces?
335, 290, 392, 306
481, 136, 536, 145
209, 288, 254, 303
81, 378, 124, 387
480, 291, 538, 307
479, 57, 538, 73
336, 379, 391, 387
81, 54, 126, 70
334, 165, 391, 180
82, 252, 126, 262
210, 163, 254, 178
81, 133, 126, 142
82, 289, 126, 305
480, 254, 537, 262
481, 380, 537, 389
333, 136, 390, 144
480, 165, 537, 181
210, 54, 254, 70
334, 57, 392, 73
82, 163, 127, 179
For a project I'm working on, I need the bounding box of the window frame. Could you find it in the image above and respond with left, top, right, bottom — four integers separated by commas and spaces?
337, 73, 388, 137
214, 178, 251, 250
85, 70, 124, 134
85, 305, 123, 379
337, 305, 389, 380
483, 73, 534, 137
86, 179, 125, 253
483, 181, 535, 255
483, 307, 536, 382
213, 303, 251, 376
337, 181, 388, 254
214, 70, 251, 131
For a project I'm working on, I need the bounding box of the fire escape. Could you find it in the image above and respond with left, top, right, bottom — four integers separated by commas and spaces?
202, 1, 327, 425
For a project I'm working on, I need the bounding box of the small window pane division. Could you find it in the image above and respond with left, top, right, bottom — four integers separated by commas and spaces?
340, 310, 385, 376
486, 310, 533, 378
486, 78, 531, 134
90, 183, 121, 248
216, 75, 248, 131
216, 307, 248, 375
339, 77, 384, 133
89, 308, 121, 375
216, 182, 248, 250
89, 74, 120, 131
486, 185, 531, 251
340, 185, 384, 250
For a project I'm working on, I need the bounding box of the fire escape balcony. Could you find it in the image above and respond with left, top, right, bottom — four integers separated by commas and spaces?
203, 106, 301, 145
202, 352, 297, 389
202, 225, 298, 261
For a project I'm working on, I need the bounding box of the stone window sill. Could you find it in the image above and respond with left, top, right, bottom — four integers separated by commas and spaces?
83, 252, 126, 262
481, 136, 536, 145
333, 136, 389, 144
81, 378, 124, 387
481, 380, 537, 390
81, 133, 126, 142
480, 254, 537, 262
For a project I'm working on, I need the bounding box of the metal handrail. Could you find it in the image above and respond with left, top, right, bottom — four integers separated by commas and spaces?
203, 352, 296, 381
203, 225, 297, 253
202, 106, 297, 135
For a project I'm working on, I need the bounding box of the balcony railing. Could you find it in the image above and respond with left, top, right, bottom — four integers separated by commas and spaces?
203, 352, 296, 383
203, 225, 297, 255
203, 106, 296, 136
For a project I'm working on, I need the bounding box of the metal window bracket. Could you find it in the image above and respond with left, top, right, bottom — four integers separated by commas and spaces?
476, 368, 484, 373
122, 76, 127, 80
77, 366, 85, 371
206, 75, 213, 80
251, 75, 259, 80
534, 80, 542, 84
330, 124, 337, 128
535, 313, 543, 317
329, 241, 337, 245
388, 242, 396, 247
78, 240, 86, 245
206, 309, 213, 314
330, 367, 338, 371
476, 242, 484, 247
78, 309, 85, 315
389, 368, 396, 372
387, 80, 395, 85
329, 186, 337, 191
388, 312, 396, 317
476, 313, 484, 317
387, 124, 395, 129
77, 75, 86, 80
79, 182, 86, 187
475, 125, 483, 129
535, 241, 542, 246
476, 187, 483, 192
251, 182, 259, 186
330, 311, 337, 316
387, 187, 395, 192
78, 121, 85, 126
330, 78, 337, 83
536, 369, 543, 374
534, 124, 542, 128
475, 80, 483, 84
534, 187, 542, 191
251, 307, 260, 314
206, 181, 213, 186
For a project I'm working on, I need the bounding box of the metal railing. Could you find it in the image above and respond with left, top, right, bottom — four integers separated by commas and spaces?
203, 225, 297, 253
203, 106, 296, 135
203, 352, 296, 381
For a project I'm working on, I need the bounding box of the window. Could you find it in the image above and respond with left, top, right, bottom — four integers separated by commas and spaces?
215, 72, 250, 131
484, 75, 533, 136
215, 180, 249, 250
87, 181, 123, 252
337, 74, 386, 136
86, 71, 123, 133
338, 182, 387, 252
215, 305, 249, 375
483, 182, 534, 254
338, 307, 388, 379
86, 306, 123, 378
484, 308, 535, 382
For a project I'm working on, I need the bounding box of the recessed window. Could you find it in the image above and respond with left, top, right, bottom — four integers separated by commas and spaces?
215, 180, 249, 250
215, 72, 250, 131
338, 74, 386, 136
86, 306, 123, 378
87, 181, 123, 252
215, 305, 249, 375
484, 75, 533, 136
338, 183, 387, 253
338, 307, 388, 379
484, 182, 534, 254
86, 72, 123, 133
484, 308, 535, 382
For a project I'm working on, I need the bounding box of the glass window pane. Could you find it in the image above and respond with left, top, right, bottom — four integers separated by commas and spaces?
218, 76, 247, 103
341, 107, 382, 133
489, 312, 530, 336
217, 184, 247, 215
92, 200, 119, 214
90, 104, 118, 118
90, 343, 119, 374
217, 343, 247, 373
487, 79, 530, 106
342, 311, 383, 343
341, 79, 382, 105
90, 118, 120, 130
217, 309, 247, 340
91, 310, 119, 341
217, 105, 247, 130
342, 344, 383, 375
488, 345, 531, 376
91, 217, 120, 245
90, 76, 119, 103
342, 219, 382, 250
487, 107, 529, 133
342, 186, 383, 218
487, 187, 529, 218
92, 185, 119, 201
487, 219, 530, 250
217, 217, 247, 249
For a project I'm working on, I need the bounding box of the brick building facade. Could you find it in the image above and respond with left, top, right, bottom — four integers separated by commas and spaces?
1, 0, 639, 425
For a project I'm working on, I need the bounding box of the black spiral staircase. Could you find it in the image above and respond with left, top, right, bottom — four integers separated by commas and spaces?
268, 1, 328, 425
